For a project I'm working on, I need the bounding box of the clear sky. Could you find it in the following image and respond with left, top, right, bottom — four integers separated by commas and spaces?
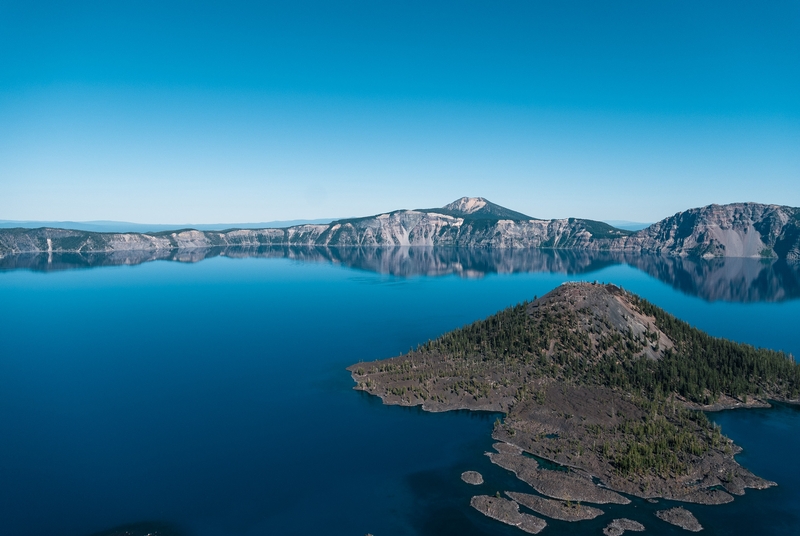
1, 1, 798, 224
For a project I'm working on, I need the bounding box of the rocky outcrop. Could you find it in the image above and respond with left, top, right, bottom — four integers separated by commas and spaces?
609, 202, 800, 259
655, 507, 703, 532
469, 496, 547, 534
603, 518, 645, 536
2, 199, 798, 260
487, 448, 630, 505
505, 491, 605, 521
461, 471, 484, 485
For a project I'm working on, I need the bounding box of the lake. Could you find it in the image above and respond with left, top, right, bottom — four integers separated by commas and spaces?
1, 248, 799, 535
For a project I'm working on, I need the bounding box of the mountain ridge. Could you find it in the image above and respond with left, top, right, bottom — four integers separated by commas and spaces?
1, 198, 798, 261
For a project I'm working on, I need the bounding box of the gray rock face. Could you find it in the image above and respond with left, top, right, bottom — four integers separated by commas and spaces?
611, 202, 800, 259
2, 199, 798, 260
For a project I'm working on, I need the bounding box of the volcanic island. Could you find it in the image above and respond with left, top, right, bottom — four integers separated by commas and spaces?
348, 282, 800, 533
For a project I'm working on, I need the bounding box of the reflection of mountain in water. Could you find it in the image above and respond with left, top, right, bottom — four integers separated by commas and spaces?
3, 246, 799, 303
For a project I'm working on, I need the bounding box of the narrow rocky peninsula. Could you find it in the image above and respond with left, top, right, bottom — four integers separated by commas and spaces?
505, 491, 604, 521
349, 282, 799, 532
470, 495, 547, 534
487, 445, 629, 505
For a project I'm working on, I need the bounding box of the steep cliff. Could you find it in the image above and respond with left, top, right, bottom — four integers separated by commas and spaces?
1, 198, 798, 260
611, 202, 800, 259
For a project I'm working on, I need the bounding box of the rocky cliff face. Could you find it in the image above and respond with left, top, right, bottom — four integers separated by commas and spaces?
310, 209, 629, 248
1, 198, 798, 260
610, 202, 800, 259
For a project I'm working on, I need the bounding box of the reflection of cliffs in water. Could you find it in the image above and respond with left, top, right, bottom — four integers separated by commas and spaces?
623, 255, 800, 303
2, 246, 799, 303
302, 247, 622, 278
0, 247, 614, 275
0, 249, 217, 272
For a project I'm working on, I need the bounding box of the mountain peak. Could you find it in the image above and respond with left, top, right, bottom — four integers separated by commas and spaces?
444, 197, 489, 214
435, 197, 533, 221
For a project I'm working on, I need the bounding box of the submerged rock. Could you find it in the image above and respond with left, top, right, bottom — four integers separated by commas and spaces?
87, 522, 183, 536
655, 507, 703, 532
506, 491, 604, 521
603, 518, 645, 536
470, 495, 547, 534
461, 471, 484, 485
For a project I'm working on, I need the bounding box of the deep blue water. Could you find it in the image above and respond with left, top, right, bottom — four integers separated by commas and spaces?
1, 253, 799, 536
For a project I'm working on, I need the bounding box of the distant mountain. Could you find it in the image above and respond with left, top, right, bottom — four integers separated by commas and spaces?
0, 218, 335, 233
418, 196, 535, 221
322, 197, 630, 248
1, 198, 798, 261
613, 202, 800, 260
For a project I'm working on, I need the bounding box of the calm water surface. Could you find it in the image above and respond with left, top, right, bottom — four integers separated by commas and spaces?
1, 252, 799, 535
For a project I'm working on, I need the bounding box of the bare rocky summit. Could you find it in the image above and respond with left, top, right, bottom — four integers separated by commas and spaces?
2, 199, 798, 261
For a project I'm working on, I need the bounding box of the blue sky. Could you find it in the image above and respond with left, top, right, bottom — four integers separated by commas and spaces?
1, 1, 798, 224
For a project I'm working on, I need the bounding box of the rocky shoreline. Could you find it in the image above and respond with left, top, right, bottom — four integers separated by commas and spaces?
505, 491, 604, 521
470, 495, 547, 534
603, 518, 645, 535
681, 393, 773, 412
461, 471, 484, 485
349, 282, 795, 532
655, 507, 704, 532
487, 445, 630, 505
